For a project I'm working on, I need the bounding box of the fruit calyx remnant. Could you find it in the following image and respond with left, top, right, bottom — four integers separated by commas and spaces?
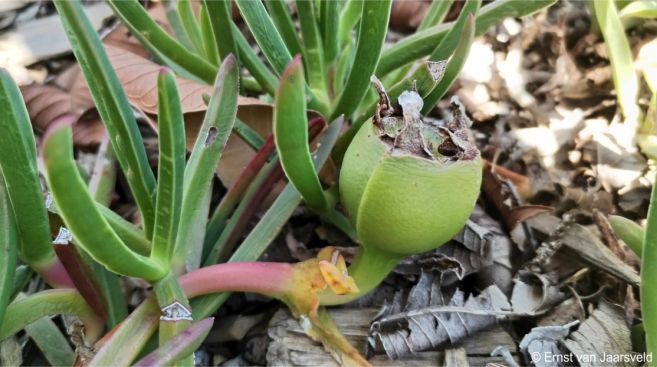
370, 76, 478, 163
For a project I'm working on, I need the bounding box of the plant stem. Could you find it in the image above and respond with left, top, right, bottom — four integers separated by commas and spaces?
318, 245, 402, 306
189, 247, 397, 306
642, 170, 657, 357
179, 262, 294, 299
152, 272, 193, 366
38, 259, 75, 289
203, 136, 276, 253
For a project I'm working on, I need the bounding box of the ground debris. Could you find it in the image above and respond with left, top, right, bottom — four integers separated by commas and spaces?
366, 272, 511, 359
562, 302, 637, 367
267, 308, 519, 366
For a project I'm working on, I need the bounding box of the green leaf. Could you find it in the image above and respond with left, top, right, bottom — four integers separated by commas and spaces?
107, 0, 217, 84
151, 69, 186, 267
199, 4, 219, 66
234, 118, 267, 150
42, 123, 164, 281
177, 0, 205, 55
0, 176, 17, 329
381, 1, 479, 111
203, 0, 237, 61
376, 0, 556, 76
429, 0, 481, 61
265, 0, 304, 57
96, 205, 151, 256
202, 159, 280, 266
192, 118, 343, 319
380, 0, 455, 89
320, 0, 340, 62
24, 317, 75, 367
275, 57, 329, 212
55, 0, 158, 238
422, 12, 477, 114
10, 266, 32, 301
593, 0, 641, 126
133, 318, 214, 367
609, 215, 644, 258
642, 169, 657, 357
417, 0, 454, 31
0, 290, 103, 342
232, 22, 278, 96
160, 0, 194, 49
337, 0, 363, 49
85, 139, 129, 327
334, 41, 356, 96
173, 56, 239, 272
202, 136, 274, 259
89, 297, 159, 366
619, 0, 657, 20
0, 69, 54, 269
201, 94, 266, 150
93, 262, 128, 328
235, 0, 292, 75
87, 138, 117, 206
331, 0, 391, 120
296, 0, 329, 105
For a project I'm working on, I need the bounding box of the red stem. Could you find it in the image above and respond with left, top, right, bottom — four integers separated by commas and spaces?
54, 244, 108, 320
38, 257, 75, 289
215, 162, 285, 262
223, 136, 276, 208
178, 262, 294, 299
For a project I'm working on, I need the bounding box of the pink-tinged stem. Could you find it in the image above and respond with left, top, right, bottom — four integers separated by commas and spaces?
54, 244, 108, 320
37, 257, 75, 289
203, 135, 276, 251
214, 162, 285, 263
179, 262, 294, 299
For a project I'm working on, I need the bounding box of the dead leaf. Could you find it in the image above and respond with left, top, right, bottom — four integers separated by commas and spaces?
20, 84, 105, 147
367, 272, 512, 359
562, 302, 635, 367
105, 45, 212, 114
103, 23, 150, 59
520, 214, 640, 287
482, 161, 553, 231
556, 222, 640, 286
389, 0, 430, 31
537, 297, 586, 327
518, 321, 579, 367
511, 272, 566, 315
483, 160, 531, 199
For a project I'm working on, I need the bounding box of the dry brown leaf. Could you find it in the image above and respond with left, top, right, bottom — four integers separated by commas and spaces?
105, 45, 212, 114
21, 84, 77, 131
481, 162, 553, 231
103, 24, 150, 59
483, 160, 531, 199
389, 0, 430, 31
20, 84, 105, 147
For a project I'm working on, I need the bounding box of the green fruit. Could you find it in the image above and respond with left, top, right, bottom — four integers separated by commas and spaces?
340, 92, 482, 256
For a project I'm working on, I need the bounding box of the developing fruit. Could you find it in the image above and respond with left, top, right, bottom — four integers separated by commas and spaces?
340, 87, 482, 256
